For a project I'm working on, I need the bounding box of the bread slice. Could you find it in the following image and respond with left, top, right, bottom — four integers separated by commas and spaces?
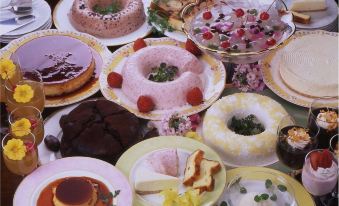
292, 11, 311, 24
192, 158, 221, 194
183, 150, 204, 186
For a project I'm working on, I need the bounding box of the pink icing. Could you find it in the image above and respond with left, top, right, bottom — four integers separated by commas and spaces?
146, 149, 179, 177
121, 45, 204, 110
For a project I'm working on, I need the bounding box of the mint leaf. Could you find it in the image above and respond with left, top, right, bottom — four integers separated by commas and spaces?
220, 201, 228, 206
261, 193, 269, 200
270, 194, 277, 201
254, 195, 261, 202
278, 185, 287, 192
240, 187, 247, 194
265, 179, 272, 189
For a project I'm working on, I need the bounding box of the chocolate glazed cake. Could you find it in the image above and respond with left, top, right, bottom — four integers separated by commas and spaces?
59, 100, 141, 163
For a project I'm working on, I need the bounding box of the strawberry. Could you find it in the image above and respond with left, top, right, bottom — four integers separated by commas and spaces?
234, 8, 245, 18
319, 149, 333, 169
185, 39, 202, 56
310, 151, 320, 170
203, 11, 212, 20
133, 38, 147, 51
186, 87, 203, 106
107, 72, 123, 88
28, 118, 38, 129
137, 96, 155, 113
260, 12, 270, 21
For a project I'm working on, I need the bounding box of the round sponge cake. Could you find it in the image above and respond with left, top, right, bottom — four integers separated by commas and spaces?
13, 35, 95, 96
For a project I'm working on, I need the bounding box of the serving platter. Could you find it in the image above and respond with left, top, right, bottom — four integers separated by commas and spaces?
217, 167, 315, 206
116, 136, 226, 206
0, 29, 111, 107
99, 37, 226, 120
53, 0, 153, 46
262, 30, 338, 108
13, 157, 133, 206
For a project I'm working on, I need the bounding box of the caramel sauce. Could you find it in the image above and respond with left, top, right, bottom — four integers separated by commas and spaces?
37, 177, 112, 206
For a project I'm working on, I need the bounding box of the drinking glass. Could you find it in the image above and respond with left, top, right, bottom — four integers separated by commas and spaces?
9, 106, 44, 145
302, 149, 338, 196
5, 69, 45, 112
0, 56, 22, 103
276, 115, 319, 173
307, 97, 338, 149
2, 132, 38, 176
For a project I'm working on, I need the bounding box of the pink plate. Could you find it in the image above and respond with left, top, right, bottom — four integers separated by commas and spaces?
13, 157, 133, 206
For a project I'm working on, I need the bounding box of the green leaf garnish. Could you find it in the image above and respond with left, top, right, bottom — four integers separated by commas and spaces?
278, 185, 287, 192
260, 193, 269, 200
254, 195, 261, 202
220, 201, 228, 206
148, 63, 178, 82
270, 194, 277, 201
240, 187, 247, 194
147, 8, 174, 33
93, 2, 121, 15
230, 114, 265, 136
265, 179, 273, 189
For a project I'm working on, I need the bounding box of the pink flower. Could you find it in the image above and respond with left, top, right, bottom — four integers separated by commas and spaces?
246, 72, 256, 81
232, 62, 266, 92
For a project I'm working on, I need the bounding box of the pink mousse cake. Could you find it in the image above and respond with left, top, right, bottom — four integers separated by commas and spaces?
146, 148, 179, 177
70, 0, 145, 38
121, 45, 204, 110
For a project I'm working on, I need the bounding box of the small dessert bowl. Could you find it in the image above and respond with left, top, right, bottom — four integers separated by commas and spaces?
181, 0, 296, 63
223, 170, 297, 206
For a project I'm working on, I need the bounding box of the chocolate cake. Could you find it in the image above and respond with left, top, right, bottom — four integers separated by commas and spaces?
59, 100, 141, 163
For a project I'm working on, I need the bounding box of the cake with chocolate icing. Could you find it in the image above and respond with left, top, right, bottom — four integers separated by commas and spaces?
13, 35, 95, 96
59, 100, 141, 163
53, 177, 97, 206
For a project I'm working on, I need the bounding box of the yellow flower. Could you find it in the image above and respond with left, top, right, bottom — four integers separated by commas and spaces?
13, 84, 34, 103
11, 118, 31, 137
185, 131, 202, 142
0, 59, 16, 80
3, 139, 27, 160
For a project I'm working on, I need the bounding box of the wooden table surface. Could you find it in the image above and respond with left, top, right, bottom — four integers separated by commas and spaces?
1, 0, 338, 205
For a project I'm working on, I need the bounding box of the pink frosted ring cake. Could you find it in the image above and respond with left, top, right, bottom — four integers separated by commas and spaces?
121, 45, 204, 110
70, 0, 145, 38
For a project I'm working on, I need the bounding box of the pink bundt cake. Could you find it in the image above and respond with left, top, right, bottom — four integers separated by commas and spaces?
69, 0, 145, 38
121, 45, 204, 110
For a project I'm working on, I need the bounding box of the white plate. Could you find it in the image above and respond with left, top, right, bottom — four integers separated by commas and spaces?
0, 0, 51, 36
99, 37, 226, 120
53, 0, 153, 46
262, 30, 338, 107
286, 0, 338, 30
13, 157, 133, 206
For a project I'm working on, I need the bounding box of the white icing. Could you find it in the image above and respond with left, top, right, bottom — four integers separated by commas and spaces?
310, 161, 338, 180
287, 137, 310, 150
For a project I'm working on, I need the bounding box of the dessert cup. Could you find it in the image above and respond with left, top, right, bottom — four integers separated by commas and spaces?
2, 132, 38, 176
302, 149, 338, 196
0, 55, 22, 103
9, 106, 44, 145
5, 69, 45, 112
308, 97, 339, 149
276, 115, 319, 171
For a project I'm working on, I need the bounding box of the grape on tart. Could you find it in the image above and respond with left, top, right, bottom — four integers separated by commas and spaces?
203, 93, 289, 166
70, 0, 146, 38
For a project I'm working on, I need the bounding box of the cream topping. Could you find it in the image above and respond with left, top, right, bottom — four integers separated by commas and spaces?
316, 110, 338, 131
287, 127, 311, 150
310, 161, 338, 180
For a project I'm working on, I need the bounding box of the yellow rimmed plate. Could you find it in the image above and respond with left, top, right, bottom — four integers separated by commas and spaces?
115, 136, 226, 206
99, 37, 226, 120
0, 29, 111, 107
262, 30, 338, 108
218, 167, 315, 206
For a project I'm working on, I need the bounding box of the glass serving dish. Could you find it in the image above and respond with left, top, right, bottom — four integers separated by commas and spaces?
181, 0, 296, 64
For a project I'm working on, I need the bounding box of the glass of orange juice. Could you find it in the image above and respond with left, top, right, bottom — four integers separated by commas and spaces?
0, 56, 22, 103
2, 132, 38, 176
5, 69, 45, 112
9, 106, 44, 145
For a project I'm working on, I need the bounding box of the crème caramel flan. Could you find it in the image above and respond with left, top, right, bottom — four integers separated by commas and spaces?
52, 177, 97, 206
13, 35, 95, 96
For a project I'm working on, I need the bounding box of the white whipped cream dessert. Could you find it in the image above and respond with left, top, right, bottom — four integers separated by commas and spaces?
310, 162, 338, 180
316, 110, 338, 131
287, 127, 311, 150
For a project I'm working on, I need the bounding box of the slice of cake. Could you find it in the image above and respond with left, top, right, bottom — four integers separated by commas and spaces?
134, 168, 180, 195
146, 148, 179, 177
290, 0, 327, 11
193, 159, 221, 194
292, 11, 311, 24
183, 150, 204, 186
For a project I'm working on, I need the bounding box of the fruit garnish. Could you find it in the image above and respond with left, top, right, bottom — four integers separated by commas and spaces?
234, 8, 245, 17
28, 118, 38, 129
186, 87, 203, 106
310, 150, 333, 170
44, 135, 60, 152
189, 114, 201, 124
237, 28, 245, 37
203, 11, 212, 20
133, 38, 147, 51
137, 96, 155, 113
266, 38, 276, 46
24, 141, 35, 152
185, 39, 202, 56
107, 72, 123, 88
221, 41, 231, 48
202, 31, 213, 40
260, 12, 270, 20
